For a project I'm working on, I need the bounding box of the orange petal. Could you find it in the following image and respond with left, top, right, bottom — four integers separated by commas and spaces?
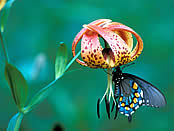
106, 22, 133, 51
0, 0, 6, 11
105, 24, 143, 62
84, 24, 131, 67
72, 19, 112, 66
89, 19, 112, 27
81, 30, 109, 68
72, 28, 88, 66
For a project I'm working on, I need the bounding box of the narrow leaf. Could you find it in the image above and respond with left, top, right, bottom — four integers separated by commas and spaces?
55, 42, 68, 79
7, 112, 24, 131
0, 0, 16, 32
5, 62, 28, 110
24, 51, 81, 113
0, 0, 6, 11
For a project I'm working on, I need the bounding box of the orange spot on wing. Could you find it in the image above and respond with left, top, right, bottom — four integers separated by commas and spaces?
133, 82, 138, 90
135, 92, 140, 97
133, 98, 137, 103
125, 106, 130, 110
130, 103, 134, 108
119, 97, 123, 101
121, 102, 125, 107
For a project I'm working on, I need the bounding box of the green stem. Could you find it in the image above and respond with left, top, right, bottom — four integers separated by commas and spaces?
0, 31, 9, 62
23, 51, 81, 114
49, 50, 81, 90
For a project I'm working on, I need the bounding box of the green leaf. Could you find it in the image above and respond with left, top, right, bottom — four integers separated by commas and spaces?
24, 51, 81, 114
0, 0, 16, 32
5, 62, 28, 110
55, 42, 68, 79
7, 112, 24, 131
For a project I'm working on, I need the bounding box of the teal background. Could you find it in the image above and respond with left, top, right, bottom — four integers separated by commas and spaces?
0, 0, 173, 130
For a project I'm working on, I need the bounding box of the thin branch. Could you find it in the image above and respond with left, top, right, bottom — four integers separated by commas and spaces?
0, 31, 9, 62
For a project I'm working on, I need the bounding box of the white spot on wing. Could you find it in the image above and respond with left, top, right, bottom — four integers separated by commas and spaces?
140, 90, 143, 97
135, 105, 139, 110
139, 100, 142, 105
131, 111, 135, 115
125, 114, 129, 116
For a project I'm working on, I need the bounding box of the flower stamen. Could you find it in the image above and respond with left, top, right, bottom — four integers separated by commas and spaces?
97, 66, 117, 119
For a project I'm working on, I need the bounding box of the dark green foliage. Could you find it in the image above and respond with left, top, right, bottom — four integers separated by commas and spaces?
5, 62, 28, 110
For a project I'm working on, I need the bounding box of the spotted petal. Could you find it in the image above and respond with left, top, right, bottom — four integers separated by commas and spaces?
84, 24, 132, 67
106, 23, 143, 62
72, 19, 143, 68
106, 22, 133, 51
72, 19, 112, 66
81, 30, 108, 68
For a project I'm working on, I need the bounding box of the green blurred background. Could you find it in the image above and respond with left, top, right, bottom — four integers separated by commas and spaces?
0, 0, 173, 130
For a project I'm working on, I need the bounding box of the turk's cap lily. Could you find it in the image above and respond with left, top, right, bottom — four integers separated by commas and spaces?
72, 19, 143, 68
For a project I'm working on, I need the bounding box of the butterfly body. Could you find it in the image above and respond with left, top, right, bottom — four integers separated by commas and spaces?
112, 66, 166, 122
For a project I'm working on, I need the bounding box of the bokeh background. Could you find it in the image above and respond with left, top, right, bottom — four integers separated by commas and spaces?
0, 0, 173, 130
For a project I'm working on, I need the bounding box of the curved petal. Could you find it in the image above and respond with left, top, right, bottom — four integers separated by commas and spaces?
105, 24, 143, 62
106, 22, 133, 51
0, 0, 6, 11
84, 24, 131, 67
81, 30, 109, 68
72, 28, 88, 66
72, 19, 112, 66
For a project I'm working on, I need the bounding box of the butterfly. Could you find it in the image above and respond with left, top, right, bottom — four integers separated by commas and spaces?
97, 66, 166, 122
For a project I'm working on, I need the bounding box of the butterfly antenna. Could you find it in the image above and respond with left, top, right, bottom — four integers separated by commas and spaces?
122, 62, 135, 70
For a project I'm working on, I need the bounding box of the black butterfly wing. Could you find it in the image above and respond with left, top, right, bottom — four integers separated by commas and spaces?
123, 73, 167, 108
117, 77, 144, 120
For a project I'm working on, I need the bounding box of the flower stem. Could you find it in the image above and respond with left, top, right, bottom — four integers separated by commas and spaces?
23, 51, 81, 114
0, 31, 9, 62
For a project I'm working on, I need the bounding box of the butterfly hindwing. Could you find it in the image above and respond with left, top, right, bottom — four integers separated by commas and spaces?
112, 67, 166, 122
118, 79, 144, 117
124, 73, 166, 108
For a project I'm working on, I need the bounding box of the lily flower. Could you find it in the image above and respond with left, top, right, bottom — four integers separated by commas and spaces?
72, 19, 143, 119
